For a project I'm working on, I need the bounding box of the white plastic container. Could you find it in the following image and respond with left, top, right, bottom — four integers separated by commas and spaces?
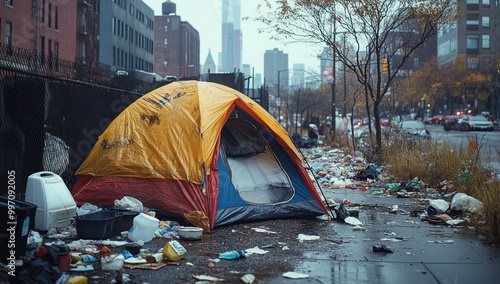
128, 213, 159, 243
25, 171, 77, 231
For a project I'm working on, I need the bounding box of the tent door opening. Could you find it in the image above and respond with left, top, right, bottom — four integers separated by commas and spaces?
220, 119, 295, 204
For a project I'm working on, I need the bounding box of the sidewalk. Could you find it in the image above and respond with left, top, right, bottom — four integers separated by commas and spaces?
282, 187, 500, 284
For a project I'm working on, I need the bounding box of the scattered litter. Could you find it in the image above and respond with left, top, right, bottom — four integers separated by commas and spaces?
389, 205, 398, 213
427, 240, 454, 244
372, 244, 394, 253
429, 199, 450, 214
101, 240, 129, 247
114, 196, 143, 212
251, 228, 277, 234
380, 238, 401, 242
451, 193, 483, 214
245, 246, 269, 255
283, 271, 309, 279
123, 262, 166, 270
185, 262, 194, 267
124, 257, 147, 264
192, 275, 225, 282
344, 217, 363, 226
241, 274, 256, 284
101, 254, 125, 271
69, 264, 94, 272
219, 250, 246, 260
144, 253, 163, 263
297, 234, 320, 242
446, 219, 465, 226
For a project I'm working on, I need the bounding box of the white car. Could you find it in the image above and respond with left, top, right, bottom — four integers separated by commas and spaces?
458, 115, 494, 131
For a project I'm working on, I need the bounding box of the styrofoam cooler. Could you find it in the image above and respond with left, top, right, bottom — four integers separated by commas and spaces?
25, 171, 77, 231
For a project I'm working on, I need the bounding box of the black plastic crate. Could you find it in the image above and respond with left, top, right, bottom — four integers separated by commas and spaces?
107, 208, 139, 231
0, 195, 37, 261
74, 210, 122, 239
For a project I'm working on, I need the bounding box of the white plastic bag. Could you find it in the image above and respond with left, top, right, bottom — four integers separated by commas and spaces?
451, 193, 483, 214
114, 196, 143, 212
429, 199, 450, 214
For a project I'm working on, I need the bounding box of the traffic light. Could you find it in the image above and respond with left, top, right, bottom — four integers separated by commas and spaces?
382, 58, 389, 75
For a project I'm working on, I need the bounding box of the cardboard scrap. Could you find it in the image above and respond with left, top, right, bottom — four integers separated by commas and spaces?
123, 262, 167, 270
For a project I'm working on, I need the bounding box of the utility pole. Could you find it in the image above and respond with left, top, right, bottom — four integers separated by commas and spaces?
331, 19, 337, 141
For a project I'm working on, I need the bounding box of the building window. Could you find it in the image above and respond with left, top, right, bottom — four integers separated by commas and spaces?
55, 6, 58, 30
113, 46, 116, 65
48, 3, 51, 28
466, 19, 479, 26
466, 0, 479, 3
5, 0, 13, 6
164, 38, 168, 45
130, 4, 134, 15
482, 34, 490, 49
112, 17, 116, 34
482, 0, 490, 6
40, 36, 45, 65
482, 16, 489, 28
129, 27, 133, 42
82, 14, 87, 34
164, 61, 167, 68
164, 25, 168, 32
54, 41, 58, 58
5, 21, 12, 52
81, 41, 86, 64
40, 0, 45, 23
125, 24, 128, 39
466, 35, 479, 49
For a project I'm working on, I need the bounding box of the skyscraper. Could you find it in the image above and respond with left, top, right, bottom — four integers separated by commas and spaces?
264, 48, 288, 119
220, 0, 242, 72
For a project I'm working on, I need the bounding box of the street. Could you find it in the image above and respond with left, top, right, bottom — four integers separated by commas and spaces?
425, 123, 500, 175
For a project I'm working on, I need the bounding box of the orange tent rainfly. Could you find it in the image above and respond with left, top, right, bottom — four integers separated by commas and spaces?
72, 80, 329, 231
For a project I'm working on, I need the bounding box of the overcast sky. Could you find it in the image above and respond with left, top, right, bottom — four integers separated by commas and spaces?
142, 0, 322, 76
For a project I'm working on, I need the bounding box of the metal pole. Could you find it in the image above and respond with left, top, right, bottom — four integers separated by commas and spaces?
343, 34, 347, 118
278, 71, 281, 121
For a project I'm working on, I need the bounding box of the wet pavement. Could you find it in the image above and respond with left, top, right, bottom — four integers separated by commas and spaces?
291, 188, 500, 284
29, 186, 498, 284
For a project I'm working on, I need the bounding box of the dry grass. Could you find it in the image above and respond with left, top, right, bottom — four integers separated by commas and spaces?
379, 135, 500, 243
319, 131, 500, 242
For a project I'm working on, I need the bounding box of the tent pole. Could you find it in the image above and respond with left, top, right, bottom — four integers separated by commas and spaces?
202, 162, 213, 234
297, 147, 336, 220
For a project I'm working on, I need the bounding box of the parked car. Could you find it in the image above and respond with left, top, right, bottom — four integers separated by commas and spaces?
443, 115, 461, 131
458, 115, 494, 131
398, 120, 431, 141
429, 115, 444, 124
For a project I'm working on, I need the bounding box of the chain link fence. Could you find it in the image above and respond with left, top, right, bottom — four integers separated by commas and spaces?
0, 44, 161, 198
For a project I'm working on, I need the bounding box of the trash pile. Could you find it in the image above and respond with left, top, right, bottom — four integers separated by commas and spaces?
300, 147, 485, 231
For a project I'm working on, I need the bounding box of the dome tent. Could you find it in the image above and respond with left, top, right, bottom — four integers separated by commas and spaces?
72, 81, 329, 231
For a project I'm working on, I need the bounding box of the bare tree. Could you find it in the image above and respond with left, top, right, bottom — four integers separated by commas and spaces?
254, 0, 459, 156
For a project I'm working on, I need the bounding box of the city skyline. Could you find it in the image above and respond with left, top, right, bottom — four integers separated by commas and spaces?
142, 0, 323, 76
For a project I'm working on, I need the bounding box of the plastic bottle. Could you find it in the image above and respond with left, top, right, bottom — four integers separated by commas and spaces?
218, 250, 246, 260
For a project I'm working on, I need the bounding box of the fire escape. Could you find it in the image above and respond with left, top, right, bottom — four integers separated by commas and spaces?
77, 0, 95, 66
